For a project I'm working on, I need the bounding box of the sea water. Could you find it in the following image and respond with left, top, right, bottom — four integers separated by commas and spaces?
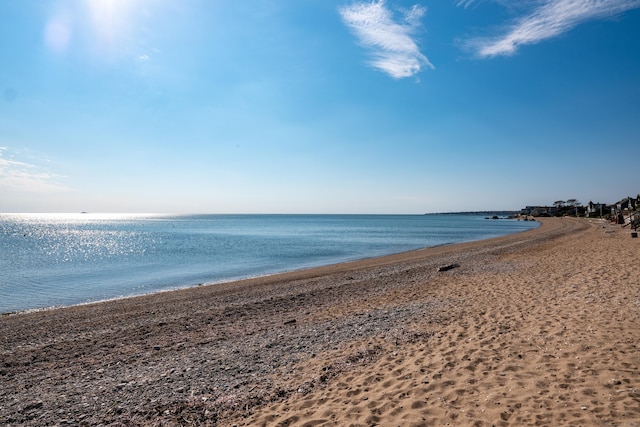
0, 213, 537, 313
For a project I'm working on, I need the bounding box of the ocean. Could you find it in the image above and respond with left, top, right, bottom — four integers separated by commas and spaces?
0, 213, 538, 313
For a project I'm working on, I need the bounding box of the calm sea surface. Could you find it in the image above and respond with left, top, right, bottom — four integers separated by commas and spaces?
0, 214, 538, 313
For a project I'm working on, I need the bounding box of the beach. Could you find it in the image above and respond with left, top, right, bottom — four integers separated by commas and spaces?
2, 217, 639, 426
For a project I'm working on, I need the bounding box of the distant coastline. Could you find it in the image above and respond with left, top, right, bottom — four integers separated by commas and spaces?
425, 210, 519, 216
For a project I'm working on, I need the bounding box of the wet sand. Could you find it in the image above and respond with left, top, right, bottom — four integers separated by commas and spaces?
2, 217, 639, 426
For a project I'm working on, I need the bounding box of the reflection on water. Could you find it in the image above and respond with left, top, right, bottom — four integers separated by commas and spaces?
0, 214, 537, 313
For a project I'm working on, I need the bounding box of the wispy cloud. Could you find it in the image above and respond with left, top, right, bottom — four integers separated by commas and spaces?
457, 0, 477, 9
339, 0, 433, 79
465, 0, 640, 58
0, 148, 69, 193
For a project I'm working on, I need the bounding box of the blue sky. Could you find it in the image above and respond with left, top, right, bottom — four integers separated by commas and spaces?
1, 0, 639, 214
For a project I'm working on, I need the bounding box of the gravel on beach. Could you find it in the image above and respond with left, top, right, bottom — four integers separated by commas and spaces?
2, 218, 615, 426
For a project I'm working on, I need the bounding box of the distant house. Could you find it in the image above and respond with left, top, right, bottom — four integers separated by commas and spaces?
521, 194, 638, 220
610, 195, 639, 216
585, 201, 610, 218
609, 195, 640, 224
520, 206, 557, 217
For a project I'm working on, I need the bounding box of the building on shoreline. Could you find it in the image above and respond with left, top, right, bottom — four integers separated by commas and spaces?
610, 195, 640, 226
585, 201, 610, 218
520, 206, 558, 217
521, 194, 639, 220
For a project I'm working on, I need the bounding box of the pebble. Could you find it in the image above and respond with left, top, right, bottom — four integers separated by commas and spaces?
0, 224, 565, 426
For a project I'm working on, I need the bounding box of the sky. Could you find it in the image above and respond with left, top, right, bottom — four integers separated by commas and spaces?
1, 0, 639, 214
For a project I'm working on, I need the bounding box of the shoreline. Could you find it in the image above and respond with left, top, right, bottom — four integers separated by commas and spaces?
1, 218, 539, 316
3, 217, 639, 426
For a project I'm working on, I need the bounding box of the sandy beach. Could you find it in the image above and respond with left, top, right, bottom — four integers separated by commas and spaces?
2, 217, 639, 426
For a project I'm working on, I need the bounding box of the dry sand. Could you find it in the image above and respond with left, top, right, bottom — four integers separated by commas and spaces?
1, 217, 639, 426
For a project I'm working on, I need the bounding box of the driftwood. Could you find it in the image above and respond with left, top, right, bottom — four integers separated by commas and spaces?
437, 263, 460, 272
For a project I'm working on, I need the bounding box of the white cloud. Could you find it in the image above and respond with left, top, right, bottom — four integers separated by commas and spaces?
457, 0, 477, 9
0, 148, 69, 193
466, 0, 640, 57
339, 0, 433, 78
